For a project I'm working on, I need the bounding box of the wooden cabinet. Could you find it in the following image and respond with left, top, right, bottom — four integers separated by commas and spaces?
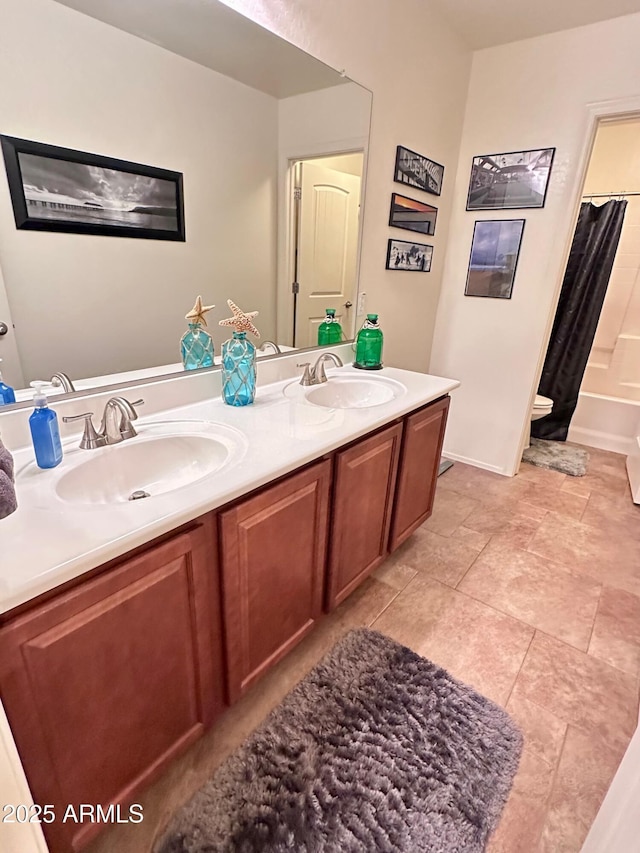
219, 459, 331, 702
0, 519, 223, 853
326, 423, 403, 609
390, 396, 450, 551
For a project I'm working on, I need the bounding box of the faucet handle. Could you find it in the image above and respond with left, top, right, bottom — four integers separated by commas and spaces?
62, 412, 106, 450
297, 363, 313, 386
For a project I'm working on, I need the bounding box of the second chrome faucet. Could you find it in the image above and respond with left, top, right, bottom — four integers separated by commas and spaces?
298, 352, 344, 386
63, 396, 144, 450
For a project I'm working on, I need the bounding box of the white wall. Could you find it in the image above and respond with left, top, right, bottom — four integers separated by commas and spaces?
0, 0, 278, 387
224, 0, 472, 372
430, 13, 640, 475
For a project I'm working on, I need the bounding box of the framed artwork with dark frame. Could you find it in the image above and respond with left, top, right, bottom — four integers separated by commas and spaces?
0, 135, 185, 241
465, 219, 525, 299
393, 145, 444, 196
389, 192, 438, 236
386, 238, 433, 272
466, 147, 555, 211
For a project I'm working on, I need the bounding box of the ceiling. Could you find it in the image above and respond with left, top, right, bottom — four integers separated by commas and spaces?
52, 0, 348, 98
431, 0, 640, 48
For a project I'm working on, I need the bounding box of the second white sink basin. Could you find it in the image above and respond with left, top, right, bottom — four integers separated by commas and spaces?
52, 421, 247, 505
285, 374, 406, 409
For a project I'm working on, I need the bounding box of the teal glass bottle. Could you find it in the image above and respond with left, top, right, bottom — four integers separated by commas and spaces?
181, 322, 214, 370
318, 308, 343, 345
354, 313, 383, 370
221, 331, 256, 406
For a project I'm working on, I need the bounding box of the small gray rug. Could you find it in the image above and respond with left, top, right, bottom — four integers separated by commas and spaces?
522, 438, 589, 476
156, 629, 522, 853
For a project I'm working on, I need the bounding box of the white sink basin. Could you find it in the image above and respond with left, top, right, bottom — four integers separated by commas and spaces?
285, 375, 406, 409
43, 421, 247, 505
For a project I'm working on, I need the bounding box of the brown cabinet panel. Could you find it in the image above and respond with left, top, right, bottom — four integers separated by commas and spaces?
0, 520, 223, 853
390, 396, 450, 551
326, 423, 403, 610
219, 459, 331, 702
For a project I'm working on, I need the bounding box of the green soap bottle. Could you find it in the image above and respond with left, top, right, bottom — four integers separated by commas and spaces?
318, 308, 343, 345
354, 313, 383, 370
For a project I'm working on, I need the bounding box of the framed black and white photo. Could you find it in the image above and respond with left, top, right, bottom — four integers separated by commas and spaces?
394, 145, 444, 196
466, 147, 555, 211
465, 219, 525, 299
389, 192, 438, 236
0, 135, 185, 241
386, 238, 433, 272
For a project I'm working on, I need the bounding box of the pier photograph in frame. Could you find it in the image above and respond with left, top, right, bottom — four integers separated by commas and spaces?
466, 147, 555, 210
465, 219, 525, 298
0, 135, 185, 240
389, 192, 438, 236
393, 145, 444, 196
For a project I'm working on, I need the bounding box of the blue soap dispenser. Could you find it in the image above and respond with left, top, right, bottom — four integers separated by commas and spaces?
0, 359, 16, 405
29, 382, 63, 469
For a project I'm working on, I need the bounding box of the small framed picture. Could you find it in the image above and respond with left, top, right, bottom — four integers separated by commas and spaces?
386, 238, 433, 272
465, 219, 525, 299
466, 147, 555, 211
0, 134, 185, 241
389, 192, 438, 236
394, 145, 444, 196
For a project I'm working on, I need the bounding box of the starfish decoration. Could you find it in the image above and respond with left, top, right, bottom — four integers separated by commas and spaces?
185, 295, 215, 327
219, 299, 260, 338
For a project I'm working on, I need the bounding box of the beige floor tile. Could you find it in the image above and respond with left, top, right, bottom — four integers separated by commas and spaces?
516, 461, 567, 489
516, 632, 638, 753
372, 575, 534, 705
451, 525, 491, 551
581, 492, 640, 542
519, 483, 588, 520
422, 486, 480, 536
589, 586, 640, 677
401, 526, 481, 586
489, 514, 542, 550
506, 688, 567, 768
439, 461, 531, 502
463, 502, 519, 536
539, 726, 627, 853
458, 542, 601, 650
561, 468, 629, 500
527, 512, 640, 596
372, 559, 417, 591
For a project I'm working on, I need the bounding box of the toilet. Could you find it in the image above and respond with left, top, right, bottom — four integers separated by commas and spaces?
527, 394, 553, 447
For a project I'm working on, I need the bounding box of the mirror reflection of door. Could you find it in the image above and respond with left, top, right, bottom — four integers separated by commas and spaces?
293, 154, 363, 348
0, 263, 24, 390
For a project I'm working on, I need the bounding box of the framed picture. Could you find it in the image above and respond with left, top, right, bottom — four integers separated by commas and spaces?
394, 145, 444, 196
386, 238, 433, 272
389, 192, 438, 236
0, 135, 185, 241
465, 219, 525, 299
466, 147, 555, 211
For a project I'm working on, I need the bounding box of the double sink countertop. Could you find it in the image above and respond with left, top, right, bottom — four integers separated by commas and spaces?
0, 363, 459, 615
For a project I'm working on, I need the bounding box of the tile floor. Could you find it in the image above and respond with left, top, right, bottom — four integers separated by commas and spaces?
87, 445, 640, 853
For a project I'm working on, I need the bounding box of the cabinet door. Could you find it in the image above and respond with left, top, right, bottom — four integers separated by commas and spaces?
326, 423, 403, 610
390, 396, 450, 551
0, 519, 223, 853
220, 459, 331, 702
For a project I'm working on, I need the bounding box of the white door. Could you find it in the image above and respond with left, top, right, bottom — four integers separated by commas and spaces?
0, 264, 24, 390
295, 162, 361, 348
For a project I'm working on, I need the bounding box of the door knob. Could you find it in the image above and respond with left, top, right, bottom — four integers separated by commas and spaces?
344, 301, 353, 309
0, 322, 8, 336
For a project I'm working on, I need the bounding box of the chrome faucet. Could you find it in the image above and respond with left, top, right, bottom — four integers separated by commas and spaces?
258, 340, 281, 355
50, 372, 76, 393
297, 352, 344, 386
63, 396, 144, 449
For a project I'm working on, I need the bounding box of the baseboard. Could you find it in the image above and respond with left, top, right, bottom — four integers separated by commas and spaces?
441, 451, 510, 476
567, 426, 635, 456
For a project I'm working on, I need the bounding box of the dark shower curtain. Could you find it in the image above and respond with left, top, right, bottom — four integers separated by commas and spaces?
532, 199, 627, 441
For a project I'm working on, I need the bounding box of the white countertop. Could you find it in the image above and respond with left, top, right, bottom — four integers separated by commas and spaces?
0, 364, 458, 615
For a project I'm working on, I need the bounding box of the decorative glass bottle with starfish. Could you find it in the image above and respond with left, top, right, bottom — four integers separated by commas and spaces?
181, 296, 215, 370
219, 300, 260, 406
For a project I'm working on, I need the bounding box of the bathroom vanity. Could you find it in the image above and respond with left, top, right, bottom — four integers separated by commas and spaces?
0, 352, 457, 853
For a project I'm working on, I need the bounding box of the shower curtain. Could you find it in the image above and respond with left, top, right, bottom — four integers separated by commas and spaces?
532, 199, 627, 441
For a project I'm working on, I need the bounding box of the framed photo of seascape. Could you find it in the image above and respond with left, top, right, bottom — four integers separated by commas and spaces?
394, 145, 444, 197
465, 219, 525, 299
466, 147, 555, 211
389, 192, 438, 236
386, 238, 433, 272
0, 135, 185, 241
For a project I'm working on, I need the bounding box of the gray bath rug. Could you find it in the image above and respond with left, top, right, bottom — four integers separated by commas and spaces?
156, 629, 522, 853
522, 438, 589, 476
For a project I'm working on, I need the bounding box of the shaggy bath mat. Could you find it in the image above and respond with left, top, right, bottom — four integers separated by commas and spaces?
522, 438, 589, 476
156, 629, 522, 853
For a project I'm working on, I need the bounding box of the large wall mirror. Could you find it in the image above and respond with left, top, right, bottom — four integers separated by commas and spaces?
0, 0, 372, 407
